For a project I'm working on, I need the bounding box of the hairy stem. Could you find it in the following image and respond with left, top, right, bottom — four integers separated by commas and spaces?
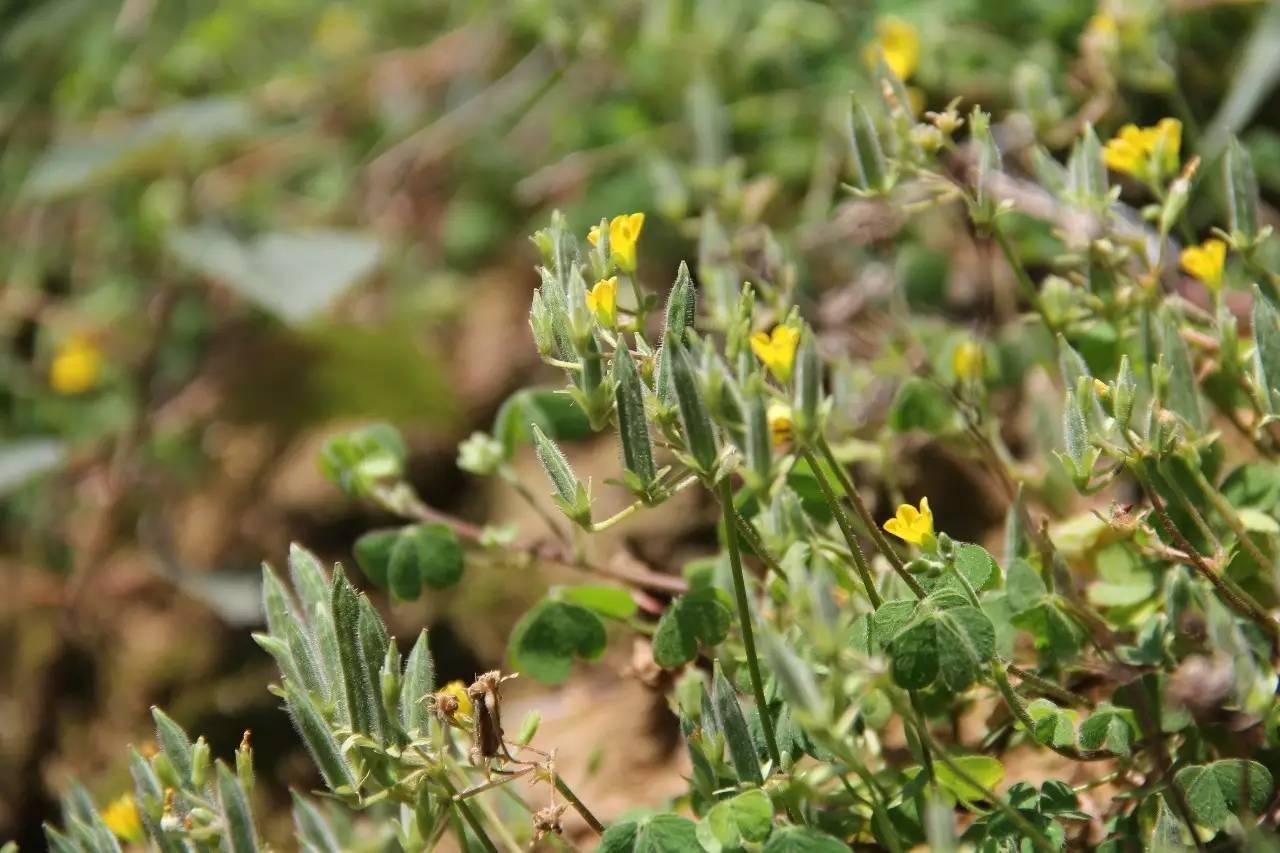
716, 478, 784, 771
800, 448, 888, 606
816, 435, 909, 573
554, 776, 604, 835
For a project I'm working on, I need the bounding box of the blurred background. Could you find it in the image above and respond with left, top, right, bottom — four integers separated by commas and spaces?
3, 0, 1279, 847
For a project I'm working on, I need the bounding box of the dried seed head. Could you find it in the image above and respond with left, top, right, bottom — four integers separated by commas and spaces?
532, 803, 570, 842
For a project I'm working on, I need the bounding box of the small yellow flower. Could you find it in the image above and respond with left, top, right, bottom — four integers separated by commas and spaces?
434, 680, 474, 721
883, 497, 934, 546
1180, 238, 1227, 291
1086, 12, 1118, 37
750, 325, 801, 384
102, 794, 143, 843
864, 16, 920, 81
585, 277, 618, 327
951, 340, 985, 381
1102, 119, 1181, 181
50, 335, 102, 395
588, 213, 645, 273
767, 402, 793, 447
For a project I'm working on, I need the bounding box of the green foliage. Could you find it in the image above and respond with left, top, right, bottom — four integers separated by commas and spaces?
354, 523, 465, 599
507, 597, 607, 685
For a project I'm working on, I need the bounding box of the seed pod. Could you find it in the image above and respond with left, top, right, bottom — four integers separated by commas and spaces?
656, 262, 697, 403
613, 346, 657, 488
666, 339, 719, 476
533, 424, 579, 507
1068, 124, 1108, 209
1114, 354, 1136, 432
191, 737, 211, 789
235, 731, 254, 796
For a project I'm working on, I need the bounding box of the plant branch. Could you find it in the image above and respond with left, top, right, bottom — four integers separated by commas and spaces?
800, 448, 888, 606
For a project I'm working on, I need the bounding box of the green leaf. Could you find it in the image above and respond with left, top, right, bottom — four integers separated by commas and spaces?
151, 707, 194, 791
652, 587, 733, 668
508, 598, 607, 684
318, 423, 406, 497
1253, 285, 1280, 414
1226, 136, 1261, 243
216, 762, 258, 853
599, 813, 700, 853
1152, 795, 1196, 852
712, 663, 764, 785
763, 827, 849, 853
292, 792, 340, 853
1174, 759, 1273, 829
167, 226, 381, 325
288, 544, 332, 625
933, 604, 995, 691
557, 585, 637, 620
1078, 706, 1134, 756
401, 629, 436, 737
493, 388, 591, 456
697, 788, 774, 852
331, 568, 378, 738
1087, 543, 1155, 608
934, 755, 1004, 803
1026, 699, 1077, 749
667, 339, 720, 474
888, 377, 952, 434
614, 347, 657, 488
871, 599, 917, 648
354, 529, 397, 589
284, 683, 357, 793
1160, 309, 1204, 431
847, 97, 888, 193
889, 620, 940, 689
354, 524, 465, 599
1005, 559, 1047, 612
954, 542, 997, 591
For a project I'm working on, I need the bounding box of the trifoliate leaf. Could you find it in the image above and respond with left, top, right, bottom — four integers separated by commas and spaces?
508, 598, 607, 684
697, 788, 774, 852
652, 587, 732, 668
599, 813, 700, 853
1174, 759, 1273, 829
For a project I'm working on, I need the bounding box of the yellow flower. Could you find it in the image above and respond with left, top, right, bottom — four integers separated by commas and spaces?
1102, 119, 1181, 181
588, 213, 645, 273
767, 402, 793, 447
750, 325, 801, 383
50, 335, 102, 395
1086, 12, 1118, 37
883, 497, 934, 546
102, 794, 143, 843
864, 16, 919, 81
432, 680, 474, 723
1180, 238, 1227, 291
951, 340, 985, 381
585, 277, 618, 327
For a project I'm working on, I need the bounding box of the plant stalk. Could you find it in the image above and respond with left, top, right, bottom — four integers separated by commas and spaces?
800, 448, 887, 606
716, 478, 784, 771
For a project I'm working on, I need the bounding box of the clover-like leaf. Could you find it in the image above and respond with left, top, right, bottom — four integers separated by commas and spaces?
557, 585, 637, 620
353, 523, 464, 600
599, 813, 700, 853
652, 587, 733, 668
1078, 705, 1134, 756
884, 595, 994, 691
762, 826, 848, 852
508, 598, 607, 684
1174, 759, 1273, 830
697, 788, 774, 852
953, 542, 998, 591
1026, 699, 1077, 750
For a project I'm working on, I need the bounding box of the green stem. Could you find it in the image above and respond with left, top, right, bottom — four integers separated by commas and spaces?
554, 776, 604, 835
991, 663, 1109, 763
816, 435, 908, 573
438, 774, 501, 853
800, 448, 890, 606
715, 478, 784, 771
990, 223, 1043, 319
1131, 464, 1280, 642
885, 689, 1057, 853
1004, 663, 1094, 709
1183, 459, 1273, 574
